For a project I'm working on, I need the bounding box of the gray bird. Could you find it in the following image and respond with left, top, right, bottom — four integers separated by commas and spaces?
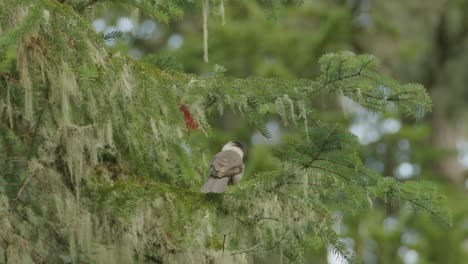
201, 141, 246, 193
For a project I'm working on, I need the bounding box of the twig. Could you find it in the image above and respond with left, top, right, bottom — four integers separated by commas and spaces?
203, 96, 217, 109
231, 237, 287, 256
1, 232, 47, 263
30, 246, 47, 263
203, 0, 209, 62
257, 217, 282, 222
14, 172, 37, 201
13, 96, 47, 201
11, 209, 93, 262
0, 157, 27, 161
223, 234, 226, 253
0, 234, 9, 264
27, 107, 45, 159
319, 58, 373, 91
231, 243, 262, 256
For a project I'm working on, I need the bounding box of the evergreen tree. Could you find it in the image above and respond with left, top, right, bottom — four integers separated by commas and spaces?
0, 1, 450, 263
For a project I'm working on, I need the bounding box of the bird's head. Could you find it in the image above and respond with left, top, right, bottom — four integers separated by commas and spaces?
222, 141, 246, 158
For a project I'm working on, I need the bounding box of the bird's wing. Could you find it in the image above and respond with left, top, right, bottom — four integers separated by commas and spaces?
210, 150, 243, 178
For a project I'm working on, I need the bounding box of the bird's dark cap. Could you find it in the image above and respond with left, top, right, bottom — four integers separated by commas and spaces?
230, 141, 246, 154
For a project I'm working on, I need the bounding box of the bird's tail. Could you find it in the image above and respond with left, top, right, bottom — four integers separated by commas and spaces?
201, 177, 229, 193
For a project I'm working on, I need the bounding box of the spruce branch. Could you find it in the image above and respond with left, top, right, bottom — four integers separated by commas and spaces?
230, 237, 287, 256
103, 30, 123, 42
13, 172, 37, 201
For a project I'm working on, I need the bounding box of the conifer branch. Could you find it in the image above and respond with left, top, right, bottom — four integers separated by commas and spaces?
223, 234, 226, 253
203, 0, 209, 62
14, 172, 37, 201
230, 237, 287, 256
